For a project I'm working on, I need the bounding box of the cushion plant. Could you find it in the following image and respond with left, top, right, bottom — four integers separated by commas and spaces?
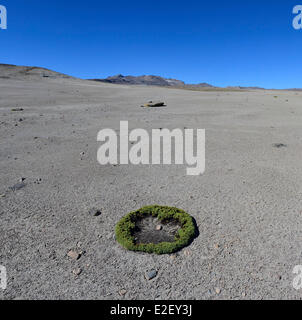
115, 205, 196, 254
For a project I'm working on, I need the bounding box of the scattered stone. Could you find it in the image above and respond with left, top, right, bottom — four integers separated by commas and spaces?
145, 270, 158, 280
72, 268, 82, 276
183, 249, 191, 256
273, 143, 287, 148
119, 289, 127, 296
11, 108, 24, 112
242, 292, 246, 297
89, 208, 102, 217
67, 250, 81, 260
155, 225, 162, 231
18, 118, 23, 122
34, 178, 42, 184
215, 288, 221, 294
19, 177, 26, 182
0, 194, 5, 198
214, 243, 220, 249
141, 101, 166, 108
9, 182, 26, 191
49, 251, 56, 260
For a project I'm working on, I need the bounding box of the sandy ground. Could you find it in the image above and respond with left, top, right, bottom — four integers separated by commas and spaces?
1, 77, 302, 300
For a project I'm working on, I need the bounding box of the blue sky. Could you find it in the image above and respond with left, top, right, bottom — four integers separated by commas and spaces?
0, 0, 301, 88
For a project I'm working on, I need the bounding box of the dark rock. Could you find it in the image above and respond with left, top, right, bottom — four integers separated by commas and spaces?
141, 101, 166, 108
89, 208, 102, 217
11, 108, 24, 112
273, 143, 287, 148
145, 270, 158, 280
9, 183, 26, 191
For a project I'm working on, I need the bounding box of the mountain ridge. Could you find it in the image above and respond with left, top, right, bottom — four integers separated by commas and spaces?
0, 63, 74, 80
0, 63, 299, 90
90, 74, 214, 88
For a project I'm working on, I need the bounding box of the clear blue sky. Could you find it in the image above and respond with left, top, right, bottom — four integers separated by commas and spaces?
0, 0, 301, 88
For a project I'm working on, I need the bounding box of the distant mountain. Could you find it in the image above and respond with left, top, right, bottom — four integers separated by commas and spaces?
226, 86, 265, 90
1, 64, 299, 91
186, 83, 214, 88
90, 74, 214, 88
0, 63, 74, 80
91, 74, 185, 86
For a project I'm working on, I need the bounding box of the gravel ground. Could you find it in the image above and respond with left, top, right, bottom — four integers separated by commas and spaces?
1, 77, 302, 300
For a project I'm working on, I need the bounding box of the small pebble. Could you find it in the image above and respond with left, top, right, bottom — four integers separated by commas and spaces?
145, 270, 158, 280
72, 268, 82, 276
155, 225, 162, 231
119, 289, 127, 296
0, 194, 6, 198
215, 288, 221, 294
89, 208, 102, 217
49, 251, 56, 260
11, 108, 24, 112
273, 143, 287, 148
9, 183, 26, 191
183, 249, 191, 256
67, 250, 80, 260
34, 178, 42, 184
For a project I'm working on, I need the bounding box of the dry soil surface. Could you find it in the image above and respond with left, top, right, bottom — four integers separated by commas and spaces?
1, 77, 302, 299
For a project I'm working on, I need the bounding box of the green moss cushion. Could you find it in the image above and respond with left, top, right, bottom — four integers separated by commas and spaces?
115, 205, 196, 254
